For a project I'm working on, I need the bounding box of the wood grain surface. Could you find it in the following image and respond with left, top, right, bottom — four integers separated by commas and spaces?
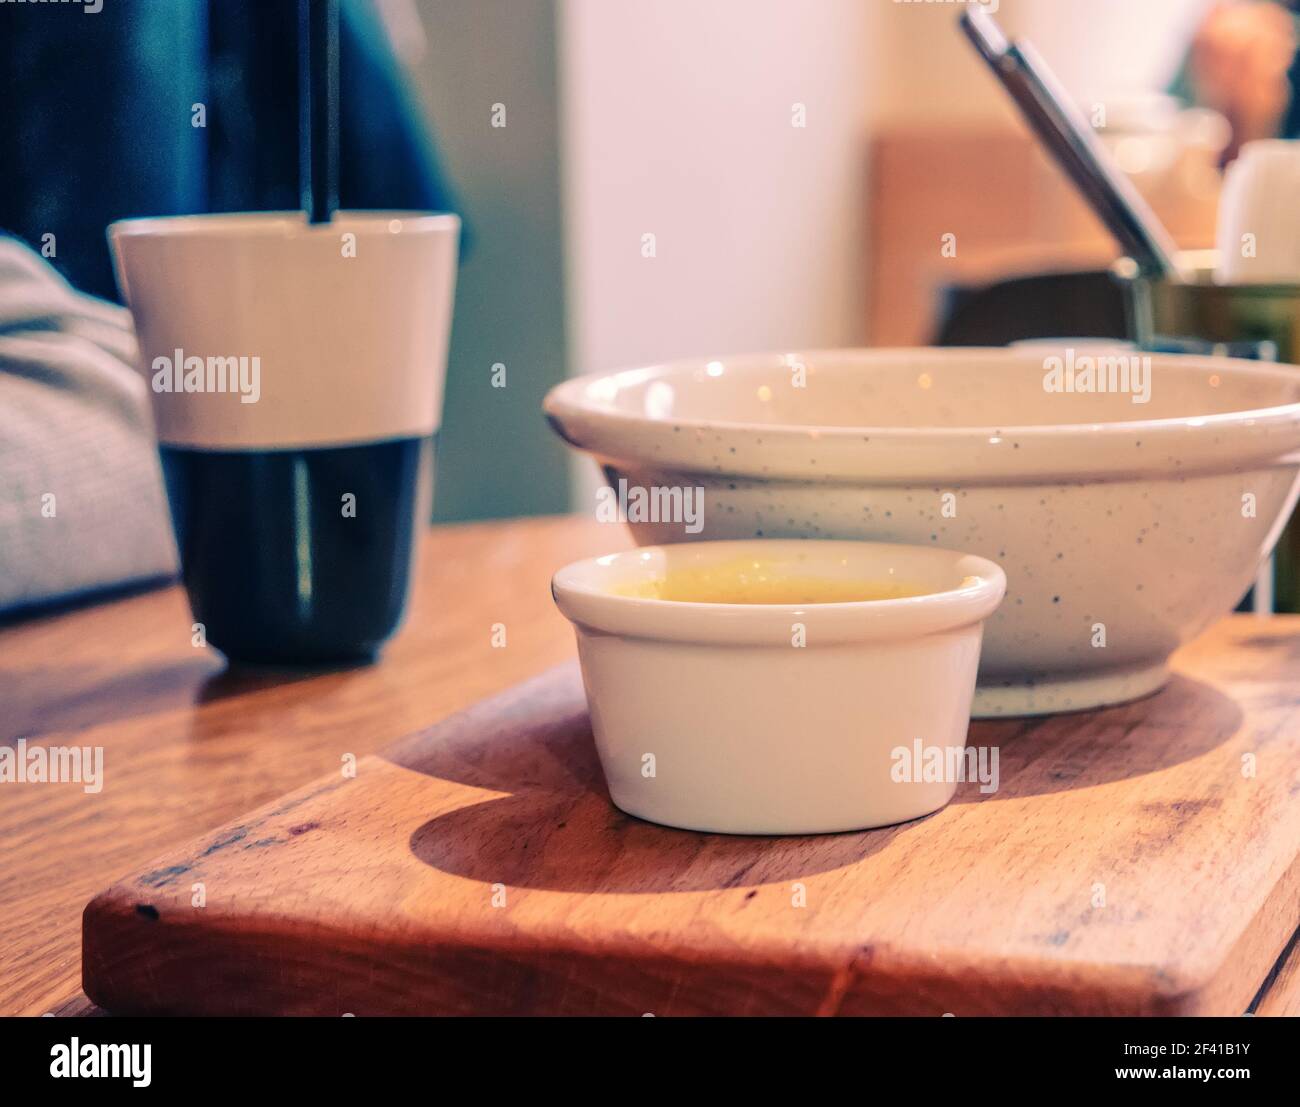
0, 515, 627, 1016
81, 618, 1300, 1016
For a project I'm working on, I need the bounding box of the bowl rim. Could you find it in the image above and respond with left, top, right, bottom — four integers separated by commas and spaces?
544, 347, 1300, 483
544, 346, 1300, 441
551, 539, 1007, 644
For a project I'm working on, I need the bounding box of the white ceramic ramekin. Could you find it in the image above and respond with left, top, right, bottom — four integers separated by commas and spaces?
544, 347, 1300, 716
552, 540, 1006, 835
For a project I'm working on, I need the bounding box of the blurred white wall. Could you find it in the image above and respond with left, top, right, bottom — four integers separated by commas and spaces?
559, 0, 876, 366
1014, 0, 1212, 109
559, 0, 876, 502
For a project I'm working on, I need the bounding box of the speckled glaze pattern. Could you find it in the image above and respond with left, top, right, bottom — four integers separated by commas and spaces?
605, 466, 1299, 715
545, 348, 1300, 716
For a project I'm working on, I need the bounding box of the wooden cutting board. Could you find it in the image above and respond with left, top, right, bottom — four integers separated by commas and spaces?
82, 618, 1300, 1015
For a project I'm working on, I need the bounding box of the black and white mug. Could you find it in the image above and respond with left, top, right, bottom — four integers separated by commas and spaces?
110, 211, 460, 663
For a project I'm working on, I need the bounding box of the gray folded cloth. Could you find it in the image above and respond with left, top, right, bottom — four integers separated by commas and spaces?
0, 236, 176, 615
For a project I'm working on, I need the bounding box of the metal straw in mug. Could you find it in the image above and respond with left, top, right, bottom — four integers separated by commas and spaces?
299, 0, 340, 224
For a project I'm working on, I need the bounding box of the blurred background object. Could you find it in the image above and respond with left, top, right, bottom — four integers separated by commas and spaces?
872, 0, 1228, 347
1172, 0, 1297, 163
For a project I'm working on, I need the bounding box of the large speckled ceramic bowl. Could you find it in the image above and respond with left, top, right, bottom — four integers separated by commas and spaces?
544, 348, 1300, 716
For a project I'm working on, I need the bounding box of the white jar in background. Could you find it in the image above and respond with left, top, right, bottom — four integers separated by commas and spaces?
1215, 140, 1300, 285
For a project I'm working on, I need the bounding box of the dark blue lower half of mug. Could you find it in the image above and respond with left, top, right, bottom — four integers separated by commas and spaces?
160, 435, 434, 665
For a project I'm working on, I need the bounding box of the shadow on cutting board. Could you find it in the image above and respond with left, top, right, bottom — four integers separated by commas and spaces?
400, 667, 1240, 894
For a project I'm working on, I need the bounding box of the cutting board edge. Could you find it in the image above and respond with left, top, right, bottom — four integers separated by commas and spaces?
82, 869, 1275, 1017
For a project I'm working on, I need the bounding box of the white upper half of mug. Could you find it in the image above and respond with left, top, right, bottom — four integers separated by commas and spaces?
110, 211, 460, 450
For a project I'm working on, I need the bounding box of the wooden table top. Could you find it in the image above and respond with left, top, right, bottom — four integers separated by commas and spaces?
0, 515, 628, 1016
4, 515, 1299, 1016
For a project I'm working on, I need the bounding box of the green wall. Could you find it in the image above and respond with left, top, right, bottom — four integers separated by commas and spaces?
411, 0, 571, 521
